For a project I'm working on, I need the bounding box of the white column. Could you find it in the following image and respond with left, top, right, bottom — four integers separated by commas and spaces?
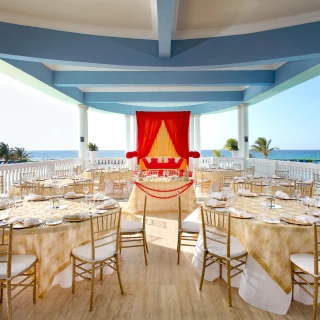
189, 115, 195, 150
194, 114, 201, 151
242, 103, 249, 163
194, 114, 201, 167
125, 115, 131, 152
237, 105, 244, 159
132, 115, 137, 150
78, 104, 88, 170
238, 104, 249, 169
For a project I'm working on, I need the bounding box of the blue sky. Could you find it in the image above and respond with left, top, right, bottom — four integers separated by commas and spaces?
0, 72, 319, 150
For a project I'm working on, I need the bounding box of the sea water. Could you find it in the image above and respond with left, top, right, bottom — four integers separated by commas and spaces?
27, 149, 320, 161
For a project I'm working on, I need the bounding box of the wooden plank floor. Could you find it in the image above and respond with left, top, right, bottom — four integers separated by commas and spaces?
0, 197, 316, 319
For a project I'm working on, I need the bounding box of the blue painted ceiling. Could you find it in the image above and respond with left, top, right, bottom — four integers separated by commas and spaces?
0, 0, 320, 114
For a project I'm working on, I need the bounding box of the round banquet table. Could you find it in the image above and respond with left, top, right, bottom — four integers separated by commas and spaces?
9, 178, 76, 199
124, 179, 196, 214
0, 198, 120, 298
191, 195, 318, 315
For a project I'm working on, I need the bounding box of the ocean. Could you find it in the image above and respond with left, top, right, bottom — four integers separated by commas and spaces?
27, 150, 320, 161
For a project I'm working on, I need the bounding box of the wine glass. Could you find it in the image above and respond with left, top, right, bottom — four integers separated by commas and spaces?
294, 189, 301, 203
83, 186, 89, 201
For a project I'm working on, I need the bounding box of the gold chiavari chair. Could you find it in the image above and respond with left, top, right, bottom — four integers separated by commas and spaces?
74, 180, 93, 195
0, 224, 37, 320
246, 166, 255, 175
71, 210, 124, 311
199, 206, 247, 307
294, 181, 313, 197
55, 169, 69, 177
313, 173, 320, 197
252, 181, 263, 194
20, 181, 44, 198
233, 181, 253, 193
194, 170, 211, 193
73, 165, 82, 176
120, 194, 148, 265
290, 222, 320, 320
91, 169, 104, 181
19, 171, 35, 181
220, 170, 236, 190
177, 194, 200, 265
113, 170, 129, 194
275, 170, 290, 178
0, 175, 4, 194
93, 172, 105, 192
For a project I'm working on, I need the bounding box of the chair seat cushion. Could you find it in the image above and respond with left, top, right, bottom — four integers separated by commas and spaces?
290, 253, 318, 276
0, 254, 37, 279
205, 235, 247, 258
182, 220, 201, 233
72, 239, 116, 263
120, 220, 143, 233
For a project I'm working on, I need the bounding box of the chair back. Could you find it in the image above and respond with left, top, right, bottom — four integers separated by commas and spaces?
313, 223, 320, 276
142, 194, 147, 232
0, 224, 13, 280
0, 175, 4, 194
96, 172, 106, 191
177, 193, 182, 231
294, 181, 313, 197
73, 165, 82, 176
246, 166, 255, 175
313, 173, 320, 197
233, 181, 253, 193
91, 169, 104, 181
20, 181, 44, 197
275, 170, 289, 178
55, 169, 69, 177
90, 210, 121, 262
201, 206, 231, 258
74, 180, 93, 194
20, 171, 35, 181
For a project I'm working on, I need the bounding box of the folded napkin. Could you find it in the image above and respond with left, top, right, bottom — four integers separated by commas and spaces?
238, 189, 257, 196
209, 192, 225, 200
280, 213, 297, 220
103, 199, 116, 206
228, 207, 250, 217
234, 179, 244, 183
205, 199, 226, 207
304, 179, 313, 184
65, 192, 76, 197
271, 175, 280, 179
301, 197, 316, 206
280, 182, 289, 186
92, 193, 106, 201
24, 217, 40, 227
0, 202, 8, 209
233, 176, 247, 180
275, 191, 290, 200
25, 194, 44, 201
295, 215, 317, 223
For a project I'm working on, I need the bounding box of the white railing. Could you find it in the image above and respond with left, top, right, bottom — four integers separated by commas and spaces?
199, 157, 244, 169
0, 158, 80, 193
247, 158, 320, 180
86, 157, 128, 168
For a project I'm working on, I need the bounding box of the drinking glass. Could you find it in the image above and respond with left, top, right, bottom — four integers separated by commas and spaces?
294, 189, 301, 202
83, 186, 89, 201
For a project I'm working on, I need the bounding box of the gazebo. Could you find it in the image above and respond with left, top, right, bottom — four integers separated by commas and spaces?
1, 0, 320, 169
1, 1, 320, 319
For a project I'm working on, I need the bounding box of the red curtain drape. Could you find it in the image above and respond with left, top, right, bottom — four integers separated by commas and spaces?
136, 111, 190, 161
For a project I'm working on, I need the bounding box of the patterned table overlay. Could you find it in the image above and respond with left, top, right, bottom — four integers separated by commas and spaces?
200, 196, 315, 294
0, 199, 120, 298
124, 181, 196, 214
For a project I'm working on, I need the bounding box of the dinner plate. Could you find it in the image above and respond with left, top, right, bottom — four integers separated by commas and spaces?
231, 213, 253, 219
274, 196, 296, 200
64, 194, 84, 199
280, 217, 312, 226
92, 196, 110, 202
13, 219, 43, 229
63, 217, 89, 222
94, 209, 108, 214
46, 219, 63, 226
215, 208, 227, 213
263, 218, 281, 224
0, 220, 8, 226
239, 193, 259, 197
0, 205, 8, 210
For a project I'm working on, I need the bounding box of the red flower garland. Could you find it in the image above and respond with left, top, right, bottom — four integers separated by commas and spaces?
134, 181, 193, 199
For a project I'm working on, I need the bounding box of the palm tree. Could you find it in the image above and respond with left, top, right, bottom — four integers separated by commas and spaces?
0, 142, 16, 163
14, 147, 32, 162
250, 137, 279, 159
